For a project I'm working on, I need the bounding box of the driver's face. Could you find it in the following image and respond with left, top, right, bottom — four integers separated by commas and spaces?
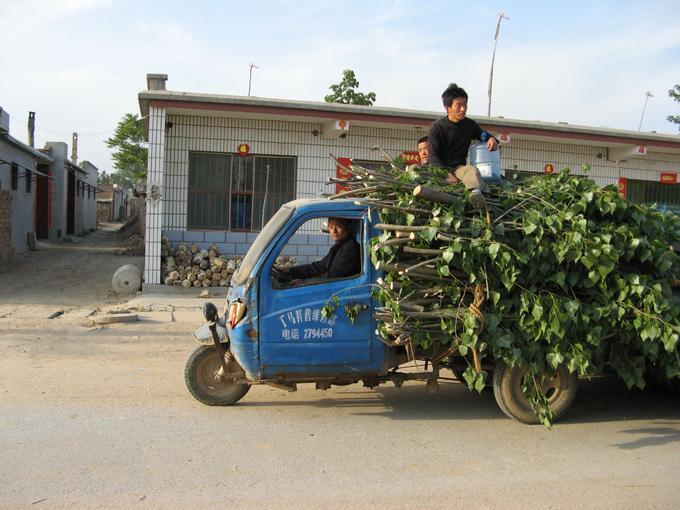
328, 220, 349, 242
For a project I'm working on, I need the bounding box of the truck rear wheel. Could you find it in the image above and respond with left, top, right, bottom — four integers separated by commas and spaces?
185, 345, 250, 406
492, 362, 577, 424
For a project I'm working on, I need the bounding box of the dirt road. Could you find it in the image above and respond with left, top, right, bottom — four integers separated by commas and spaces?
1, 228, 679, 509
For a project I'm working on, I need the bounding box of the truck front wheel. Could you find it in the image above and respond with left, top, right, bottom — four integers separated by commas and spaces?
185, 345, 250, 406
492, 362, 577, 424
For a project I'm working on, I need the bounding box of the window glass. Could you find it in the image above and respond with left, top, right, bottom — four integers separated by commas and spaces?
187, 151, 296, 230
271, 216, 362, 289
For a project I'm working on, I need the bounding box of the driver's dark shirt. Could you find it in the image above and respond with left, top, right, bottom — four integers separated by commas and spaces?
289, 237, 360, 279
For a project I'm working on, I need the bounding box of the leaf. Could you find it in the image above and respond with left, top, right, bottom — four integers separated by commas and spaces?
488, 242, 500, 260
532, 303, 544, 321
442, 248, 454, 263
546, 352, 564, 369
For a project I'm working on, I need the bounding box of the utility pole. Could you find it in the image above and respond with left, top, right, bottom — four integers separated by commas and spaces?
487, 12, 509, 117
638, 91, 653, 131
248, 63, 259, 96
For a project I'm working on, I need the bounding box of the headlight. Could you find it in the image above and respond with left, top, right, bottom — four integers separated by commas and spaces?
228, 300, 247, 328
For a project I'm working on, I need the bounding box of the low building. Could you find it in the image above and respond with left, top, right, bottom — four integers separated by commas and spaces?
41, 141, 98, 239
0, 107, 54, 256
138, 74, 680, 286
96, 183, 127, 223
0, 107, 98, 265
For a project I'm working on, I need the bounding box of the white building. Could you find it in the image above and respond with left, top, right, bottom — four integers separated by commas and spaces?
138, 74, 680, 287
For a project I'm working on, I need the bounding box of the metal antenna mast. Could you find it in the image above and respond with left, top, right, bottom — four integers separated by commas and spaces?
638, 91, 653, 131
248, 63, 259, 96
487, 12, 509, 117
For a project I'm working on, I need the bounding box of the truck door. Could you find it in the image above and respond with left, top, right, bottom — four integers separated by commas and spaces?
258, 212, 375, 377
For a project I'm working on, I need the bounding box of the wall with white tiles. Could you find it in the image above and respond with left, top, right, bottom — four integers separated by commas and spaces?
144, 110, 679, 285
143, 106, 166, 285
499, 139, 680, 187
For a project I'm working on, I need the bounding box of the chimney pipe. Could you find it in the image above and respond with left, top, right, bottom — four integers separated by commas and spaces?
28, 112, 35, 148
71, 132, 78, 165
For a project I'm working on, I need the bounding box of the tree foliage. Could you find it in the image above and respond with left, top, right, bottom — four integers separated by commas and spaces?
668, 84, 680, 130
105, 113, 148, 188
324, 69, 376, 106
97, 170, 129, 187
338, 162, 680, 426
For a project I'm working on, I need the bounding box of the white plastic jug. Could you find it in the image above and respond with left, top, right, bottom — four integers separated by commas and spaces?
469, 135, 501, 183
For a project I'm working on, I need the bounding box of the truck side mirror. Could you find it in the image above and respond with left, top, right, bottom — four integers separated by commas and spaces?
202, 302, 218, 322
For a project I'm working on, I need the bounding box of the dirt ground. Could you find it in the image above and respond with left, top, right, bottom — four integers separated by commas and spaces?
1, 226, 679, 509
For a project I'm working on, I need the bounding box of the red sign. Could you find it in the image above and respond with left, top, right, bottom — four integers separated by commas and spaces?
237, 143, 250, 157
498, 133, 511, 143
660, 172, 677, 184
618, 177, 628, 197
335, 158, 353, 193
401, 151, 420, 165
637, 146, 647, 155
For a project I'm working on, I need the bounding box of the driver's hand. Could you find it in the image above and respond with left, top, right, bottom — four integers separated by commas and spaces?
487, 137, 498, 151
446, 173, 460, 185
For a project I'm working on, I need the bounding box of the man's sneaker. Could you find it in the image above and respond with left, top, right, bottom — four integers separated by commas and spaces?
469, 189, 486, 210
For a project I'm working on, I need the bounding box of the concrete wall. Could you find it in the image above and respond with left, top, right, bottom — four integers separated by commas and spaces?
43, 142, 68, 240
0, 140, 37, 254
79, 161, 98, 233
0, 191, 12, 269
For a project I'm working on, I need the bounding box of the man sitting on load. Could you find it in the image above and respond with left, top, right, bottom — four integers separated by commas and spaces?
427, 83, 498, 209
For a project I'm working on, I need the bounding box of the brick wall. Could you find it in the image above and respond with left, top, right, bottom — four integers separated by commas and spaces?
0, 191, 12, 270
97, 202, 111, 223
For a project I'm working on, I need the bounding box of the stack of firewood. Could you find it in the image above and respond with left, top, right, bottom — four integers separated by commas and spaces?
161, 237, 296, 287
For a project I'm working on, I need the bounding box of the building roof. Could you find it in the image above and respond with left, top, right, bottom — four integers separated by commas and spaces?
139, 89, 680, 153
0, 132, 54, 163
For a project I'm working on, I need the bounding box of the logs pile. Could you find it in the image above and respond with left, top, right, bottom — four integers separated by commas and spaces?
161, 237, 296, 288
161, 238, 241, 288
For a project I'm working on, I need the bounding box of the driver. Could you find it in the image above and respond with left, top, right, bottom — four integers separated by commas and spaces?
284, 217, 360, 284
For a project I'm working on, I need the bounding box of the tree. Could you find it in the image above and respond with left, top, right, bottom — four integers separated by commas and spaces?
324, 69, 376, 106
668, 84, 680, 130
105, 113, 148, 188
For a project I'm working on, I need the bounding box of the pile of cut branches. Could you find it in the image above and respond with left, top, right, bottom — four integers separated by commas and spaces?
331, 160, 680, 425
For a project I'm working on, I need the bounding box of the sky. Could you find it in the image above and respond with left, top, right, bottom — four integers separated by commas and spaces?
1, 0, 679, 173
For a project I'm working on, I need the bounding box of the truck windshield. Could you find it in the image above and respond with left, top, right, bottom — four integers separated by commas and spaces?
232, 204, 295, 286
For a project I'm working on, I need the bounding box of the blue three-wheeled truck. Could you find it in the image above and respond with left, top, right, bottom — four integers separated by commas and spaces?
185, 198, 578, 424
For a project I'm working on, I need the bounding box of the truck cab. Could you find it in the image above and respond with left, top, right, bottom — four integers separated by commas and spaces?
224, 199, 398, 382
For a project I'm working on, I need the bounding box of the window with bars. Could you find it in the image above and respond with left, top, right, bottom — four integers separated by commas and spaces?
187, 152, 297, 230
626, 178, 680, 213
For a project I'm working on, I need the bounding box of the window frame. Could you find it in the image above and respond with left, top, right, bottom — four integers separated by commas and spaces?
187, 151, 297, 231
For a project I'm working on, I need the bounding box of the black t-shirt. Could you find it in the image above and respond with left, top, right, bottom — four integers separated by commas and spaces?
427, 116, 484, 169
289, 237, 361, 280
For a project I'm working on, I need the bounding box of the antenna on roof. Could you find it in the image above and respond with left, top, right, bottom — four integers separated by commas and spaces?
248, 63, 259, 96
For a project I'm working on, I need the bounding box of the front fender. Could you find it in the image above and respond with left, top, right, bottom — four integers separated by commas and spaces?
192, 319, 228, 345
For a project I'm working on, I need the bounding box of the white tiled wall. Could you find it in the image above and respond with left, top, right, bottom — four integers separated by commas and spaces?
161, 115, 424, 231
499, 138, 680, 187
145, 110, 679, 286
143, 106, 166, 285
